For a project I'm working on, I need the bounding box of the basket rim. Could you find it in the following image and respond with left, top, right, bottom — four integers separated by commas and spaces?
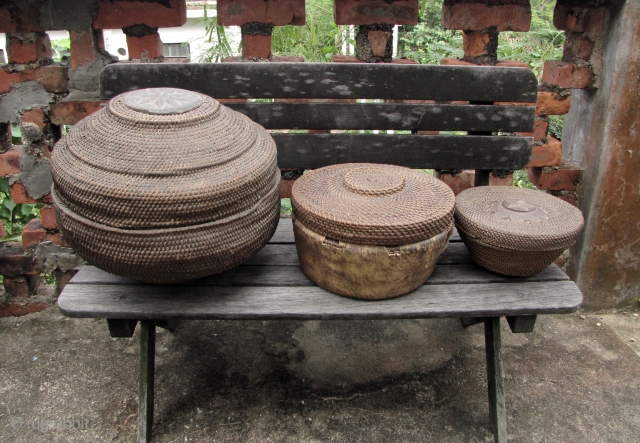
51, 173, 280, 237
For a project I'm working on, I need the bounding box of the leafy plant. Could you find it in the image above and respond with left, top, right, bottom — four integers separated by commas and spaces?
198, 6, 238, 62
548, 115, 564, 140
281, 198, 292, 215
51, 37, 71, 62
513, 169, 538, 190
0, 178, 39, 239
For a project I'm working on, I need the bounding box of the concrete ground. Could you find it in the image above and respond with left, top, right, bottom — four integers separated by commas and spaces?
0, 306, 638, 443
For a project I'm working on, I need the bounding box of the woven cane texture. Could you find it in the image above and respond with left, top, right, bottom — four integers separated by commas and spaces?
291, 164, 455, 246
455, 187, 584, 252
51, 88, 278, 229
52, 174, 280, 284
458, 230, 565, 277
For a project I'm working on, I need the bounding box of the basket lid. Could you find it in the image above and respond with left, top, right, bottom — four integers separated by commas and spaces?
454, 186, 584, 251
291, 163, 455, 246
51, 87, 278, 229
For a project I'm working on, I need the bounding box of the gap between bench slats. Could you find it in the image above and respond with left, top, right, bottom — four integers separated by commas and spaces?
225, 103, 535, 132
58, 280, 582, 320
100, 63, 538, 103
272, 134, 532, 170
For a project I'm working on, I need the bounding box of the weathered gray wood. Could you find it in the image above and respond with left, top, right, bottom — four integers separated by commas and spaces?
70, 263, 569, 287
506, 315, 537, 333
270, 218, 295, 243
100, 63, 538, 103
273, 134, 533, 170
225, 103, 535, 132
460, 317, 486, 328
138, 320, 155, 443
58, 280, 582, 320
107, 318, 138, 337
485, 317, 507, 443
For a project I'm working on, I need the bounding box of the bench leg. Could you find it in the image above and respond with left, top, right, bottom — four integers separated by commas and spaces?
138, 320, 156, 443
485, 317, 507, 443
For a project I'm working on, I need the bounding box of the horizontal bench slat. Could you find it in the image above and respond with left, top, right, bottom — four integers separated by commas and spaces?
273, 134, 532, 169
58, 280, 582, 320
225, 103, 535, 132
100, 63, 538, 103
68, 263, 569, 287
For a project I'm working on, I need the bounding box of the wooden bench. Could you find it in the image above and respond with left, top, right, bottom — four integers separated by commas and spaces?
57, 62, 583, 443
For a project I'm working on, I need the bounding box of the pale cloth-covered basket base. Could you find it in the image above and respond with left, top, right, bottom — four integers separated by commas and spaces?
293, 218, 451, 300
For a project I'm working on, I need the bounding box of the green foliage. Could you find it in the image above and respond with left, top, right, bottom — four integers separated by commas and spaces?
272, 0, 344, 62
513, 169, 538, 190
398, 0, 463, 64
0, 178, 39, 239
548, 115, 564, 140
51, 38, 71, 62
198, 6, 239, 62
280, 198, 292, 215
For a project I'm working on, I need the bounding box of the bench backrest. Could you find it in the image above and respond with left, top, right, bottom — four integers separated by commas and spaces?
100, 63, 537, 182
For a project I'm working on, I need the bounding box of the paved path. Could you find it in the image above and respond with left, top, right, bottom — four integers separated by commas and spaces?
0, 306, 638, 442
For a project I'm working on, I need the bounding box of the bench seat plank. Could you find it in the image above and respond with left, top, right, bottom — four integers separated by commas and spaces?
272, 133, 532, 170
58, 279, 582, 320
68, 263, 569, 287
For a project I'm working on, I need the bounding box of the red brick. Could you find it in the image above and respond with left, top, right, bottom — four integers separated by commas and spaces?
242, 34, 271, 59
0, 64, 68, 94
0, 4, 43, 33
368, 30, 392, 57
542, 60, 574, 89
69, 29, 102, 70
50, 101, 104, 125
563, 33, 594, 62
437, 170, 474, 195
0, 145, 22, 176
0, 242, 41, 276
22, 218, 46, 249
332, 55, 417, 64
280, 178, 295, 199
553, 5, 606, 33
3, 275, 39, 298
221, 56, 305, 63
536, 91, 571, 116
572, 65, 594, 89
550, 191, 578, 207
55, 269, 78, 294
528, 161, 583, 191
127, 33, 164, 60
10, 183, 52, 204
442, 3, 531, 32
7, 32, 52, 64
533, 118, 549, 141
218, 0, 304, 26
527, 136, 562, 168
0, 302, 50, 318
496, 60, 530, 69
21, 108, 46, 130
463, 31, 493, 57
94, 0, 186, 29
39, 206, 58, 230
334, 0, 418, 25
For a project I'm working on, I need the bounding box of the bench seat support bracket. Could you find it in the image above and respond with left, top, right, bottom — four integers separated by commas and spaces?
485, 317, 507, 443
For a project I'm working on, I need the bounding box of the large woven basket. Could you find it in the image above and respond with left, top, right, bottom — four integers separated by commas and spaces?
291, 163, 455, 300
455, 186, 584, 276
51, 87, 280, 283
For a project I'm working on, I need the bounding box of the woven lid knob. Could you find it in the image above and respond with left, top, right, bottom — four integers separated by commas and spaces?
344, 166, 405, 196
123, 88, 203, 115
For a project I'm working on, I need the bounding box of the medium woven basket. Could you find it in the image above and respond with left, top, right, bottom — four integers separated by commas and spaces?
51, 87, 280, 283
291, 163, 455, 299
455, 186, 584, 276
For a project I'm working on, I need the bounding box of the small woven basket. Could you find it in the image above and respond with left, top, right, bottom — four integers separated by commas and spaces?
455, 186, 584, 277
51, 87, 280, 283
291, 163, 455, 299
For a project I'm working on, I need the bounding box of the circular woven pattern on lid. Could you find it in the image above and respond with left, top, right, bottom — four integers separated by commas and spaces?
64, 88, 260, 176
291, 163, 455, 246
455, 186, 584, 252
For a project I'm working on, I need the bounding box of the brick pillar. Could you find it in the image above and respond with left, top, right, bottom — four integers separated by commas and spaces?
6, 32, 52, 64
561, 0, 640, 309
123, 24, 164, 60
241, 23, 273, 60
